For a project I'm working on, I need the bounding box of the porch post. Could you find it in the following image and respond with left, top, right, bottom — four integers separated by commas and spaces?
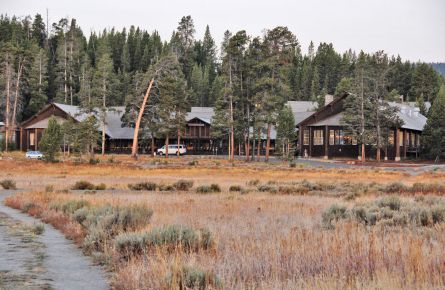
324, 126, 329, 159
309, 127, 312, 157
403, 130, 407, 159
35, 128, 38, 150
298, 126, 303, 157
20, 127, 23, 151
395, 128, 400, 161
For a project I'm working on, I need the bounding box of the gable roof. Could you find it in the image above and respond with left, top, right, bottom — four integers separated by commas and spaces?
186, 107, 214, 124
286, 101, 318, 125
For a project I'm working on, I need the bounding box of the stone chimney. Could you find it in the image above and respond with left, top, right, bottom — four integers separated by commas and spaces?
324, 94, 334, 106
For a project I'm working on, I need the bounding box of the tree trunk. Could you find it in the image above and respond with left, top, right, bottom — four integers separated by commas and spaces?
101, 78, 106, 156
257, 128, 261, 161
165, 134, 169, 158
376, 100, 381, 163
151, 136, 155, 157
5, 61, 11, 152
131, 78, 154, 159
245, 133, 250, 162
177, 128, 181, 157
64, 36, 67, 103
265, 123, 271, 162
12, 59, 24, 132
229, 95, 234, 162
69, 37, 73, 105
361, 143, 365, 163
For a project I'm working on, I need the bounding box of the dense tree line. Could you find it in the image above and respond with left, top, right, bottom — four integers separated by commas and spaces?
1, 14, 444, 158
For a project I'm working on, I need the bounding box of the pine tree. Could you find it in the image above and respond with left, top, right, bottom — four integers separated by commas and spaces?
422, 85, 445, 161
39, 116, 62, 162
25, 45, 48, 118
276, 105, 296, 159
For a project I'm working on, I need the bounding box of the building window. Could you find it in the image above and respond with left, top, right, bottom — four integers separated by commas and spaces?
329, 130, 335, 145
30, 132, 35, 146
303, 130, 309, 145
313, 130, 324, 145
399, 131, 404, 146
417, 135, 420, 147
410, 132, 415, 147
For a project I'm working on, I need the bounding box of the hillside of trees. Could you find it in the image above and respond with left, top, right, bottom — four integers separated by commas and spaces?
1, 14, 444, 159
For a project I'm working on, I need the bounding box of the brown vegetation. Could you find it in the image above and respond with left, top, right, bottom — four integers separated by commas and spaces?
2, 157, 445, 289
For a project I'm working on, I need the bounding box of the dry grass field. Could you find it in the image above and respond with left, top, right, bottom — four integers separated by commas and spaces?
2, 154, 445, 289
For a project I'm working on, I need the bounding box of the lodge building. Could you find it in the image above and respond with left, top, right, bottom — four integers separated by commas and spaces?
297, 93, 427, 160
1, 93, 429, 160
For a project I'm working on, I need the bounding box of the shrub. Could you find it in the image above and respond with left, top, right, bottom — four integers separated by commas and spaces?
115, 225, 213, 258
322, 204, 348, 229
210, 184, 221, 192
431, 205, 445, 224
377, 196, 402, 211
257, 184, 277, 193
278, 185, 309, 195
247, 179, 260, 186
72, 181, 106, 190
384, 182, 407, 194
89, 158, 100, 165
30, 223, 45, 235
45, 185, 54, 193
229, 185, 242, 192
158, 184, 176, 191
196, 184, 221, 194
173, 180, 194, 191
78, 204, 153, 254
411, 183, 445, 194
165, 265, 222, 290
0, 179, 16, 190
50, 199, 90, 214
22, 201, 36, 213
128, 182, 157, 191
114, 231, 149, 258
188, 159, 198, 166
352, 206, 377, 226
289, 162, 296, 168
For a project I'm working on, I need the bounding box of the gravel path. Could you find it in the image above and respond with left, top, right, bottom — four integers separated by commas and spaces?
0, 190, 109, 290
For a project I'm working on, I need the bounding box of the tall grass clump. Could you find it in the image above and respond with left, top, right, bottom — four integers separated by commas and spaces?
173, 180, 194, 191
115, 224, 214, 257
166, 265, 222, 290
128, 182, 157, 191
0, 179, 16, 189
196, 184, 221, 193
322, 204, 348, 229
72, 180, 106, 190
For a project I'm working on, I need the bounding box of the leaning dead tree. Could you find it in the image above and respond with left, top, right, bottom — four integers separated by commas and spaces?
131, 78, 154, 159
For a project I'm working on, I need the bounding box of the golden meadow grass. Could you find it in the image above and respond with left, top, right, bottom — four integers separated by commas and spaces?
2, 156, 445, 289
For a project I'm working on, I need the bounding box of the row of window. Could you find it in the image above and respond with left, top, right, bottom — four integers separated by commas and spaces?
303, 129, 420, 147
303, 129, 356, 146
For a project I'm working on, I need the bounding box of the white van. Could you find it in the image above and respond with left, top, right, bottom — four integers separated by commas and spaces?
157, 144, 187, 156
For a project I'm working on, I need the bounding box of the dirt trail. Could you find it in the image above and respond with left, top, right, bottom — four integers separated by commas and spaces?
0, 190, 108, 290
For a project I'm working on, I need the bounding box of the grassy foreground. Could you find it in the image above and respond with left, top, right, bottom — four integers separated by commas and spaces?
2, 156, 445, 289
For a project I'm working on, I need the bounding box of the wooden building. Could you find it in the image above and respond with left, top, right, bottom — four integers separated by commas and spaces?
296, 93, 427, 161
18, 103, 136, 152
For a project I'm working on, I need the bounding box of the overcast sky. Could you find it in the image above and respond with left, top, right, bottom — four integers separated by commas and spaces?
2, 0, 444, 62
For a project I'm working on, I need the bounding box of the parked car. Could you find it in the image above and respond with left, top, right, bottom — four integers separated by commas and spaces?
157, 144, 187, 156
25, 151, 44, 159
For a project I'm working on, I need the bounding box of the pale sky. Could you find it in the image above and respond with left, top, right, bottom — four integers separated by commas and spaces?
1, 0, 444, 62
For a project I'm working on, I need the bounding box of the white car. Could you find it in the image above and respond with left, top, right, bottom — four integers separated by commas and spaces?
157, 144, 187, 156
25, 151, 44, 159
